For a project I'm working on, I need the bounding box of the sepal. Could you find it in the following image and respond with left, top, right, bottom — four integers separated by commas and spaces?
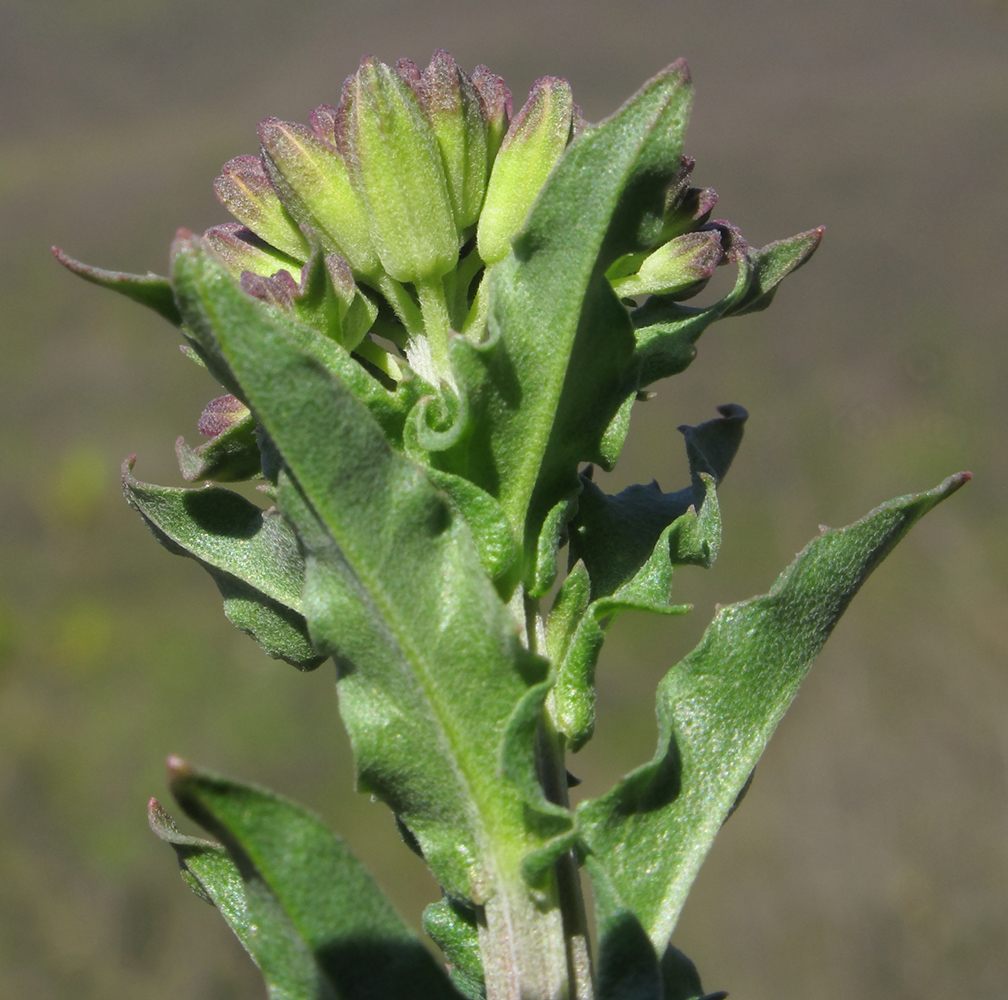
258, 117, 381, 280
344, 56, 459, 283
419, 50, 492, 235
476, 76, 576, 265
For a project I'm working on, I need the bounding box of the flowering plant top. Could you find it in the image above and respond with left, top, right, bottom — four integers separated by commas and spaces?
56, 50, 965, 1000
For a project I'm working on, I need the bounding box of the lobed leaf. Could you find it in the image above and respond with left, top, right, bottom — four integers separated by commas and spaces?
577, 472, 970, 952
547, 406, 745, 749
164, 760, 460, 1000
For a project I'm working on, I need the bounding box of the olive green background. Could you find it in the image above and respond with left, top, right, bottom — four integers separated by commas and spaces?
1, 1, 1006, 997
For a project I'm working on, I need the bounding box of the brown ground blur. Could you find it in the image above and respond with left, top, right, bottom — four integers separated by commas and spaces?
1, 1, 1006, 997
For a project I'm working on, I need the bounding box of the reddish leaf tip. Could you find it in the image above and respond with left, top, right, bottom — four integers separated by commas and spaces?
166, 755, 192, 779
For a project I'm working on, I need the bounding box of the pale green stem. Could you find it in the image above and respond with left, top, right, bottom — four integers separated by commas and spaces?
461, 272, 492, 341
353, 337, 402, 382
415, 276, 453, 379
377, 274, 425, 339
479, 594, 594, 1000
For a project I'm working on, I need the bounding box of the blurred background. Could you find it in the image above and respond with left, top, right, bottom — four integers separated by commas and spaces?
1, 0, 1006, 997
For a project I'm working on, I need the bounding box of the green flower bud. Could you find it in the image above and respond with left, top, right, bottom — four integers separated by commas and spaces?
202, 223, 301, 280
418, 50, 491, 235
471, 65, 512, 166
343, 56, 458, 284
609, 230, 723, 299
213, 155, 310, 262
258, 118, 381, 280
476, 76, 575, 265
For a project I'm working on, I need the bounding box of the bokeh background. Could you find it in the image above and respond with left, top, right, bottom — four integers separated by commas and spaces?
2, 0, 1006, 997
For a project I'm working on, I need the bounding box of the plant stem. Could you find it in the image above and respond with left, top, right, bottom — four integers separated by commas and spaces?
416, 276, 453, 378
483, 596, 588, 995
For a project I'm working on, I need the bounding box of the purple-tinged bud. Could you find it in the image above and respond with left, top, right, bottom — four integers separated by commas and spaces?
344, 56, 458, 284
660, 157, 719, 242
214, 155, 309, 262
476, 76, 575, 265
240, 268, 299, 309
703, 220, 749, 263
258, 118, 381, 281
471, 65, 512, 164
197, 394, 250, 438
175, 395, 260, 483
419, 50, 491, 234
610, 230, 723, 299
309, 104, 339, 142
235, 244, 377, 350
394, 57, 422, 92
323, 253, 379, 349
202, 223, 301, 280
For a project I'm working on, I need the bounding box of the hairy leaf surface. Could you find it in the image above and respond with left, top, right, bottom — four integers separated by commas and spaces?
449, 64, 695, 583
165, 761, 460, 1000
172, 236, 552, 903
123, 461, 321, 668
578, 473, 970, 951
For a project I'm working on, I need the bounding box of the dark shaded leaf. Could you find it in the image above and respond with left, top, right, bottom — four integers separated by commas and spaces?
123, 459, 322, 668
168, 760, 460, 1000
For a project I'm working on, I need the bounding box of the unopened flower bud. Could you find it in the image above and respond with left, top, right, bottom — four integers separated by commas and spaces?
609, 230, 723, 299
419, 50, 491, 235
477, 76, 575, 265
258, 119, 381, 280
659, 157, 718, 243
471, 65, 512, 165
214, 156, 309, 261
344, 56, 458, 284
202, 223, 300, 280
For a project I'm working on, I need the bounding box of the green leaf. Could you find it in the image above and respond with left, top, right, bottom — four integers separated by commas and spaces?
423, 897, 486, 1000
166, 760, 459, 1000
547, 406, 744, 749
171, 235, 551, 904
123, 460, 323, 668
578, 472, 970, 952
723, 226, 824, 317
423, 466, 520, 591
148, 797, 251, 923
630, 257, 753, 388
175, 408, 263, 482
451, 63, 695, 584
546, 476, 717, 751
588, 857, 662, 1000
52, 247, 182, 325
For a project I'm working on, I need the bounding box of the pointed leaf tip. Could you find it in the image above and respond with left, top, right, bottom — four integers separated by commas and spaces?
167, 755, 191, 781
53, 246, 183, 325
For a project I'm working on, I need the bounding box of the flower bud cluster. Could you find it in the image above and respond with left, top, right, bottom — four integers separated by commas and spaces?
203, 53, 746, 388
204, 51, 590, 385
606, 155, 726, 301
